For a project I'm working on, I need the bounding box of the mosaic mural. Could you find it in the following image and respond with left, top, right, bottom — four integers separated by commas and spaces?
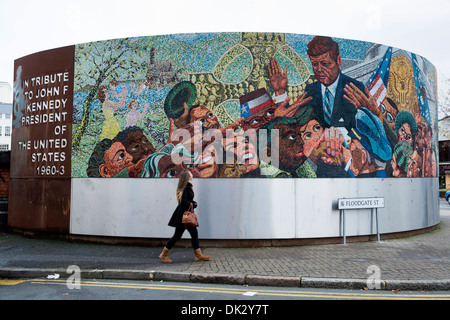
71, 32, 438, 179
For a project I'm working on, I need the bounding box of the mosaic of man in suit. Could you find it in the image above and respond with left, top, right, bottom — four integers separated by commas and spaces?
305, 36, 365, 130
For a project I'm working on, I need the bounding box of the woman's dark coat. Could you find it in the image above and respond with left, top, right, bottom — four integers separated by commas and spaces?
168, 183, 197, 228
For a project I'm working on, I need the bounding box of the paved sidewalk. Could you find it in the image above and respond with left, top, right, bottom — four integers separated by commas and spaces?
0, 214, 449, 291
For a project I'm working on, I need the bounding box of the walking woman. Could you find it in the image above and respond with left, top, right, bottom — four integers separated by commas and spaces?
159, 170, 210, 263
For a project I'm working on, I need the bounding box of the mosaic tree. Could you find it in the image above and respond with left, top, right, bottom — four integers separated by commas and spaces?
72, 38, 147, 149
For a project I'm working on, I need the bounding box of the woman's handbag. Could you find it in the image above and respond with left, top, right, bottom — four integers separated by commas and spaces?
182, 203, 198, 227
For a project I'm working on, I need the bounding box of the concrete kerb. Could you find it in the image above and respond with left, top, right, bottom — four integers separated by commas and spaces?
246, 275, 301, 287
383, 279, 450, 291
300, 277, 369, 290
152, 270, 191, 283
190, 272, 246, 285
0, 268, 67, 279
1, 268, 449, 291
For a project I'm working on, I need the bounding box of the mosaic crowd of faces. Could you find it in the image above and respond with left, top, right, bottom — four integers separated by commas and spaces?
72, 32, 438, 179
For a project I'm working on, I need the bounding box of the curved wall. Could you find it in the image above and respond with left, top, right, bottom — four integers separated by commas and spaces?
70, 178, 439, 239
9, 32, 440, 242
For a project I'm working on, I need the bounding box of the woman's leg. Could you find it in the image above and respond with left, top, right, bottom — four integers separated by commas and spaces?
186, 226, 199, 250
187, 227, 210, 261
166, 226, 185, 250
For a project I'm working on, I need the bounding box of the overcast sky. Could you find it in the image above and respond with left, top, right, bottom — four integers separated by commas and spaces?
1, 0, 449, 91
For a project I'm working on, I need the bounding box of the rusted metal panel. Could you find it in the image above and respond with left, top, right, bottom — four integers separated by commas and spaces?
8, 178, 71, 233
11, 45, 74, 179
10, 45, 74, 232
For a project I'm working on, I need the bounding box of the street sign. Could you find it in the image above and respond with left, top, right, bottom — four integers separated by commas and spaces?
337, 197, 385, 244
338, 197, 385, 210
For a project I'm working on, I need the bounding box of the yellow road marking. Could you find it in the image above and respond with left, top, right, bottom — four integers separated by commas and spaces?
0, 279, 28, 285
27, 279, 450, 300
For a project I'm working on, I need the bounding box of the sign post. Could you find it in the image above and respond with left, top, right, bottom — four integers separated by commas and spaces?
337, 197, 385, 244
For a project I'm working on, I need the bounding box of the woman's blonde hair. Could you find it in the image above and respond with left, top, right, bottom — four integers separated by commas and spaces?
176, 170, 192, 203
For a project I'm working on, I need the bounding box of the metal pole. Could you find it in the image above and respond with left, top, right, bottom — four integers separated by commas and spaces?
343, 209, 346, 245
376, 208, 380, 242
370, 208, 374, 234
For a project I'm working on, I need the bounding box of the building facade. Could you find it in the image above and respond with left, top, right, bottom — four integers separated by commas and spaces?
0, 103, 12, 151
9, 32, 440, 244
